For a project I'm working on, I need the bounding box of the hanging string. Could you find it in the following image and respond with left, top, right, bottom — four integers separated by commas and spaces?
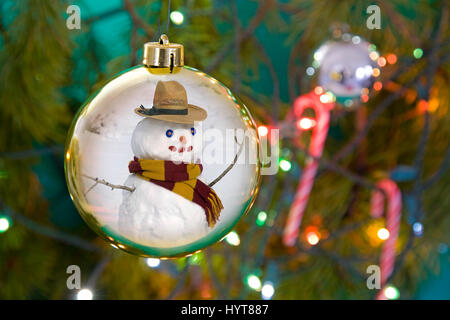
166, 0, 171, 36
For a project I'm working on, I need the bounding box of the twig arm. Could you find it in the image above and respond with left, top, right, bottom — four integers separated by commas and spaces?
82, 174, 135, 193
208, 132, 245, 188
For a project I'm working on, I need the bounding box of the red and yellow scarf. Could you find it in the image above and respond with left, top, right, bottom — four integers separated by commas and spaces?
128, 157, 223, 226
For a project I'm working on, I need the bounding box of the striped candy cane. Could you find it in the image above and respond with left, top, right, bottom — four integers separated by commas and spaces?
283, 91, 334, 246
370, 178, 402, 300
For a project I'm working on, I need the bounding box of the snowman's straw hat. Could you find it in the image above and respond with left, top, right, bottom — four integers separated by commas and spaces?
135, 80, 207, 124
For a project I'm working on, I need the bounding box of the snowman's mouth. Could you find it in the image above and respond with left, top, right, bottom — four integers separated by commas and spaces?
168, 145, 193, 153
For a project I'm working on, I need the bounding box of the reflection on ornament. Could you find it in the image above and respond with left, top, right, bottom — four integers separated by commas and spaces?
65, 35, 260, 258
258, 125, 268, 137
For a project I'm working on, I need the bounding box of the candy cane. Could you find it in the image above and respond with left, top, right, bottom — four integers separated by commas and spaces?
283, 91, 334, 246
370, 178, 402, 300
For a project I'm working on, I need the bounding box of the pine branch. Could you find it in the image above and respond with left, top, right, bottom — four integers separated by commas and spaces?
123, 0, 154, 38
205, 0, 275, 73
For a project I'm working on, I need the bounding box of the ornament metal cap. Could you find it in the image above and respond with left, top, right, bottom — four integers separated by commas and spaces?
143, 34, 184, 70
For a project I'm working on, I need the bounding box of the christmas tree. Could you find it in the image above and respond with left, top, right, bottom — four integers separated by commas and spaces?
0, 0, 449, 300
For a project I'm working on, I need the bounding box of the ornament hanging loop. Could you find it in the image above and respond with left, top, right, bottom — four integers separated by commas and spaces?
143, 34, 184, 71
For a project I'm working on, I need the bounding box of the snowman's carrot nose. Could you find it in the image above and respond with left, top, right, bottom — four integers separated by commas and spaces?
179, 136, 187, 144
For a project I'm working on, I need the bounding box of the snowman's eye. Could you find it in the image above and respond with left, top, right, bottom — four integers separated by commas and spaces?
191, 128, 196, 136
166, 129, 173, 138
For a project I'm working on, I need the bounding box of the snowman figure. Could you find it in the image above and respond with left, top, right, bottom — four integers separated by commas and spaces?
118, 80, 223, 247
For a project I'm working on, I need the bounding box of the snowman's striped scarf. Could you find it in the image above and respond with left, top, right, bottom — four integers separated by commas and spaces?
128, 157, 223, 227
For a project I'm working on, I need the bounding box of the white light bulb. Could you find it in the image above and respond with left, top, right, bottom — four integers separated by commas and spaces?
247, 275, 262, 291
225, 231, 240, 246
77, 288, 93, 300
170, 11, 184, 25
355, 67, 366, 80
261, 282, 275, 300
377, 228, 390, 240
412, 222, 423, 236
384, 285, 400, 300
0, 217, 10, 232
306, 67, 315, 76
146, 258, 161, 268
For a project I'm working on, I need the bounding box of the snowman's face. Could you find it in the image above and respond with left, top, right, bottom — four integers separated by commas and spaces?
131, 118, 201, 163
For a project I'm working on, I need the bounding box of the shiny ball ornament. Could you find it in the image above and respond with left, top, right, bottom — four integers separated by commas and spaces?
65, 35, 261, 258
310, 34, 380, 107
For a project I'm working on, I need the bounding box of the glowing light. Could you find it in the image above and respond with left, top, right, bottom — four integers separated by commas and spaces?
417, 99, 428, 113
66, 152, 70, 160
319, 92, 335, 104
352, 36, 361, 44
355, 67, 366, 80
256, 211, 268, 226
261, 281, 275, 300
372, 68, 381, 77
369, 51, 379, 61
361, 88, 369, 96
365, 65, 373, 77
314, 86, 324, 95
373, 81, 383, 91
377, 228, 390, 240
146, 258, 161, 268
77, 288, 93, 300
377, 57, 386, 67
361, 94, 369, 103
0, 216, 11, 233
170, 11, 184, 25
368, 44, 377, 52
413, 48, 423, 59
386, 54, 397, 64
258, 125, 268, 137
306, 231, 320, 245
246, 274, 262, 291
297, 117, 316, 130
383, 285, 400, 300
412, 222, 423, 236
313, 51, 324, 62
279, 159, 292, 172
344, 99, 354, 108
306, 67, 315, 76
428, 98, 439, 112
342, 33, 351, 41
225, 231, 240, 246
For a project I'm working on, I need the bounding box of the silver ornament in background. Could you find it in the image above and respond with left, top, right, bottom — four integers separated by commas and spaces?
308, 33, 381, 108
